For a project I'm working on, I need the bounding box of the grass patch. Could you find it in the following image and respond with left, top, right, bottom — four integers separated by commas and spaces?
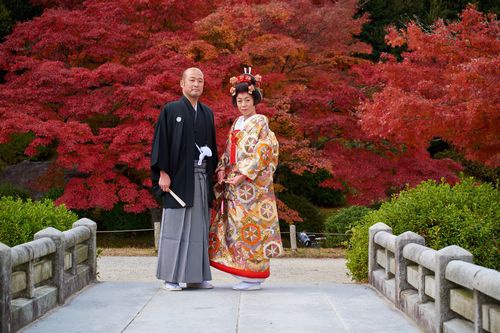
100, 247, 157, 256
99, 246, 345, 258
281, 247, 345, 258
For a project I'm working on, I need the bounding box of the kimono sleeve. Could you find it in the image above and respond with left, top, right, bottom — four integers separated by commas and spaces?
150, 106, 170, 198
209, 109, 219, 174
237, 116, 279, 181
216, 136, 230, 173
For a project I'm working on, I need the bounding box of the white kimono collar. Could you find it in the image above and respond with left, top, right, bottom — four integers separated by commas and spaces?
235, 114, 259, 130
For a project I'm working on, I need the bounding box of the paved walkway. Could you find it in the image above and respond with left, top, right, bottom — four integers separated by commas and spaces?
21, 257, 421, 333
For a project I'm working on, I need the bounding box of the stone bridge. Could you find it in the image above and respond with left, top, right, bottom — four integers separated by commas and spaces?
0, 219, 498, 333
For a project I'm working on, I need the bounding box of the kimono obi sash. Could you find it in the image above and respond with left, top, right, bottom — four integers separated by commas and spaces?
229, 130, 240, 164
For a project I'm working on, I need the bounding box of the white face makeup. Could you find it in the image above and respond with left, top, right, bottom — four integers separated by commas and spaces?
236, 92, 256, 119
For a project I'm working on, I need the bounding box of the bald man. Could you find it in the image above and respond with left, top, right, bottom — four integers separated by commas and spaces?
151, 68, 218, 290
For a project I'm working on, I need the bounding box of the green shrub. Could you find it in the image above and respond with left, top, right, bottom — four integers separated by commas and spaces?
42, 187, 64, 201
325, 206, 371, 233
277, 167, 345, 206
0, 132, 55, 171
345, 221, 371, 281
0, 132, 33, 169
278, 192, 324, 233
0, 183, 30, 200
324, 206, 371, 247
75, 203, 151, 231
346, 177, 499, 281
0, 197, 77, 247
434, 149, 499, 184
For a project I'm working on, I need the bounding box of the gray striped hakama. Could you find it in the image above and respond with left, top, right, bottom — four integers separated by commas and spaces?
156, 161, 212, 283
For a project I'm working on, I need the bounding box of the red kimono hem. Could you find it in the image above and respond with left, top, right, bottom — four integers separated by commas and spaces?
210, 260, 270, 279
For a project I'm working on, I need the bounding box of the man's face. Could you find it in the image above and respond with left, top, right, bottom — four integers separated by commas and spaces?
180, 69, 204, 98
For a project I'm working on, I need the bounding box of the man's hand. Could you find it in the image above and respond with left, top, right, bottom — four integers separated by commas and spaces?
217, 170, 225, 184
225, 174, 246, 186
159, 171, 171, 192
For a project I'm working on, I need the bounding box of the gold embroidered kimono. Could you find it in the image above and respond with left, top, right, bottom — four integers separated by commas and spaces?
209, 114, 283, 279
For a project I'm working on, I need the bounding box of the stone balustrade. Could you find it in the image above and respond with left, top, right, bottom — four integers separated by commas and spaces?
0, 218, 97, 333
369, 222, 500, 333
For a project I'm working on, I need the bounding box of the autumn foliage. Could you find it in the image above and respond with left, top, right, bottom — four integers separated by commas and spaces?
0, 0, 482, 219
358, 6, 499, 167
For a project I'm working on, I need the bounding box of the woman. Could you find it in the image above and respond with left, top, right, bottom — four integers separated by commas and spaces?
209, 69, 283, 291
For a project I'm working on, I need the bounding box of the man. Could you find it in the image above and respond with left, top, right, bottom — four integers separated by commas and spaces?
151, 67, 218, 290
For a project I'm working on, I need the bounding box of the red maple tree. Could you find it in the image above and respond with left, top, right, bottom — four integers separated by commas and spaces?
0, 0, 221, 212
358, 6, 499, 167
195, 1, 461, 205
0, 0, 463, 217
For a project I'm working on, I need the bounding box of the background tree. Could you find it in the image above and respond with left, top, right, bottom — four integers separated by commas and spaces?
0, 0, 463, 220
358, 6, 499, 167
356, 0, 499, 60
0, 0, 223, 213
195, 0, 460, 205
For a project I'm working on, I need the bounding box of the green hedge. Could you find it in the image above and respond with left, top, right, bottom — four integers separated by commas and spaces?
0, 183, 30, 200
324, 206, 371, 247
0, 197, 77, 247
346, 177, 499, 281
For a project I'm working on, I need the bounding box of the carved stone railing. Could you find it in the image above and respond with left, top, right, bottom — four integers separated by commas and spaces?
369, 222, 499, 333
0, 218, 97, 333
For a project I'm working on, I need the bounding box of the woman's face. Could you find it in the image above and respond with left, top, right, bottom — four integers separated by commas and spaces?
236, 92, 256, 118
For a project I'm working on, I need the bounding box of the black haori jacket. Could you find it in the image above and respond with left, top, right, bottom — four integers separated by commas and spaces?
151, 96, 218, 208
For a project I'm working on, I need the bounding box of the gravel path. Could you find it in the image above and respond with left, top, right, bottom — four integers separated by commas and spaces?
97, 256, 353, 284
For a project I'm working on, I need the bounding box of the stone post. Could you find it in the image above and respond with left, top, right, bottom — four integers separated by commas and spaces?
151, 208, 162, 251
73, 219, 97, 281
0, 242, 11, 333
368, 222, 392, 284
154, 222, 161, 251
471, 268, 499, 333
395, 231, 425, 308
289, 224, 297, 251
435, 245, 473, 333
34, 227, 65, 304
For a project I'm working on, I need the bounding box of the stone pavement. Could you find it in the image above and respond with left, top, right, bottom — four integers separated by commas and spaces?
20, 257, 421, 333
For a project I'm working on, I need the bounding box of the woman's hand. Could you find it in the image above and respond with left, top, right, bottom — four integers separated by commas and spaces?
159, 170, 171, 192
217, 170, 225, 184
225, 174, 247, 186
